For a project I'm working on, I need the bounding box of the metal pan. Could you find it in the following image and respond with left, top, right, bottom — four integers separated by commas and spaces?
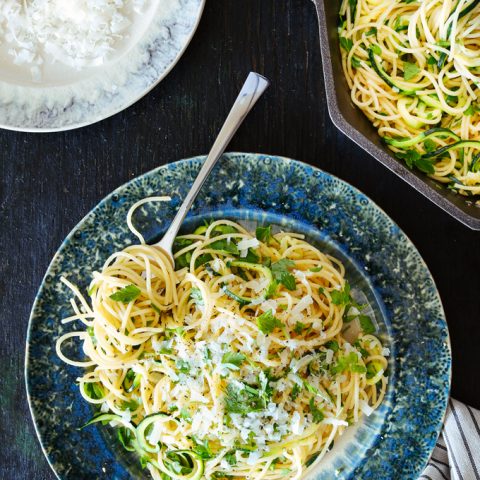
311, 0, 480, 230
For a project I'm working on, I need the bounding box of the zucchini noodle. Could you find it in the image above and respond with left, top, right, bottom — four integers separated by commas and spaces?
339, 0, 480, 197
56, 198, 389, 480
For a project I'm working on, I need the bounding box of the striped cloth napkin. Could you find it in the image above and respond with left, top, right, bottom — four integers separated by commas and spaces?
421, 399, 480, 480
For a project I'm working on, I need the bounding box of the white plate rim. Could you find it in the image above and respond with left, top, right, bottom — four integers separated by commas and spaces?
0, 0, 206, 133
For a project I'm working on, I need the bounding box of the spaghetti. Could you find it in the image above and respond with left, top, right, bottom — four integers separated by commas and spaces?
57, 199, 389, 480
339, 0, 480, 196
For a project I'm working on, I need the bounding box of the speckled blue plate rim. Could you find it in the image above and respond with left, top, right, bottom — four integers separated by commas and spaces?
25, 153, 451, 480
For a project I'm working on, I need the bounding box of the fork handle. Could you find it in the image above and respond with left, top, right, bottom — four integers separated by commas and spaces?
155, 72, 269, 258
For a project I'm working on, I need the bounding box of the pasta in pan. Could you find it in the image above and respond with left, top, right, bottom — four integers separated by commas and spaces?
339, 0, 480, 196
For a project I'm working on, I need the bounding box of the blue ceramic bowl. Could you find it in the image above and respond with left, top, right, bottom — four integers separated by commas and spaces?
26, 153, 451, 480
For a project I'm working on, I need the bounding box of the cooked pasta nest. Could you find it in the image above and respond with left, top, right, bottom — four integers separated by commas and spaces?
57, 199, 389, 480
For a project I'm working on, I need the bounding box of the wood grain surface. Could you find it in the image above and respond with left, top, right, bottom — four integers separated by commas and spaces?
0, 1, 478, 478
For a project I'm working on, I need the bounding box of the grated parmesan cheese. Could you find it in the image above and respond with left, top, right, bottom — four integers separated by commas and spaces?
0, 0, 149, 81
237, 238, 260, 257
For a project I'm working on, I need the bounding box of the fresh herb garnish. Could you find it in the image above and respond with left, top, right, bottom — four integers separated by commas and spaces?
309, 266, 323, 272
256, 225, 272, 243
192, 435, 214, 459
325, 340, 339, 352
222, 351, 246, 368
423, 138, 436, 153
224, 382, 267, 414
243, 249, 260, 264
358, 314, 376, 334
331, 352, 366, 375
395, 149, 435, 174
176, 359, 190, 374
257, 310, 283, 335
109, 284, 141, 303
309, 398, 324, 423
403, 61, 420, 81
195, 253, 213, 268
180, 407, 192, 422
190, 287, 204, 306
291, 383, 301, 401
265, 280, 279, 299
366, 361, 383, 379
339, 36, 353, 51
353, 339, 369, 358
225, 450, 237, 465
294, 321, 306, 335
117, 427, 134, 451
210, 239, 239, 255
165, 326, 185, 339
121, 398, 140, 411
271, 259, 296, 291
330, 282, 351, 306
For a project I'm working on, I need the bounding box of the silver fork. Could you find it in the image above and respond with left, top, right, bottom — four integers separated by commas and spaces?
155, 72, 269, 263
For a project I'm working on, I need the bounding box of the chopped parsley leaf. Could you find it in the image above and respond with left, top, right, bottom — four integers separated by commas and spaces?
294, 321, 306, 335
121, 399, 139, 411
395, 149, 435, 174
339, 36, 353, 51
257, 310, 283, 335
176, 359, 190, 374
271, 259, 296, 291
222, 351, 246, 367
265, 279, 279, 299
225, 450, 237, 465
353, 340, 369, 358
109, 284, 141, 303
331, 352, 366, 375
256, 225, 272, 243
291, 383, 301, 400
180, 407, 192, 422
224, 382, 266, 414
190, 287, 204, 305
192, 435, 214, 459
358, 314, 376, 334
423, 138, 436, 153
330, 282, 351, 306
210, 239, 239, 255
325, 340, 339, 352
309, 398, 324, 423
366, 361, 383, 379
403, 61, 420, 81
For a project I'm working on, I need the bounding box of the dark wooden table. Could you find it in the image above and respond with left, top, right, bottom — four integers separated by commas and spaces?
1, 1, 478, 478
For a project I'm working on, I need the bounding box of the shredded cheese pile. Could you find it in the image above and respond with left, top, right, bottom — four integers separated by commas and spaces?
57, 198, 389, 480
0, 0, 148, 81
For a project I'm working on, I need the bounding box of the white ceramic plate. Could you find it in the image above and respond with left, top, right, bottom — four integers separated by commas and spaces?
0, 0, 205, 132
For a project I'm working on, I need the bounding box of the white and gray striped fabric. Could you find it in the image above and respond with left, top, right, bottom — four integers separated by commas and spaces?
421, 399, 480, 480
